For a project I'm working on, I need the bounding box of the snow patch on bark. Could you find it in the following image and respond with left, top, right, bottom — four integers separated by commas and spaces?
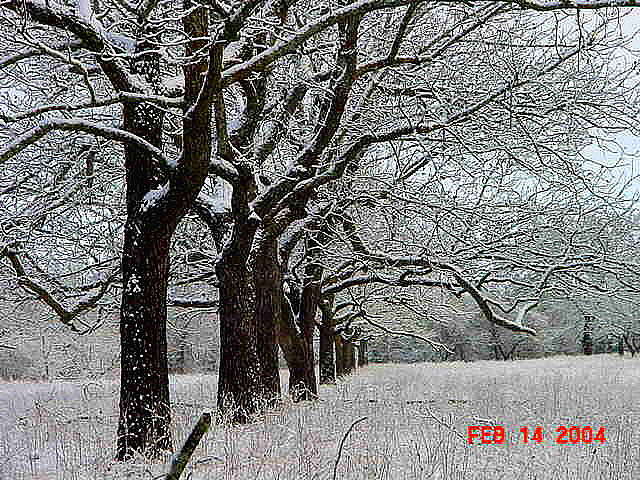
197, 190, 229, 213
127, 274, 142, 294
140, 182, 169, 213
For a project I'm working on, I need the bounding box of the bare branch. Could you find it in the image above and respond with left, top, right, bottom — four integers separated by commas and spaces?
0, 118, 166, 165
1, 93, 184, 123
1, 246, 116, 334
364, 316, 454, 353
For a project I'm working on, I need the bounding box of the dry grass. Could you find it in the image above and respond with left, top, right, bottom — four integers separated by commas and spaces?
1, 354, 638, 479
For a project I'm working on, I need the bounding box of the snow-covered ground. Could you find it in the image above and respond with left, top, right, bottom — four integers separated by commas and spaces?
1, 357, 639, 480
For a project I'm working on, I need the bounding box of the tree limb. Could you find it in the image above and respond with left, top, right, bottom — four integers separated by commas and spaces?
1, 246, 117, 334
0, 118, 166, 165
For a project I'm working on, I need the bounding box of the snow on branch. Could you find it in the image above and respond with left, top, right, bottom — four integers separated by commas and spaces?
322, 272, 458, 296
363, 315, 453, 353
168, 296, 219, 308
0, 40, 84, 70
355, 4, 505, 79
512, 0, 640, 10
222, 0, 419, 87
4, 0, 105, 50
140, 182, 170, 213
3, 0, 136, 91
1, 92, 183, 123
337, 215, 536, 335
221, 0, 629, 88
0, 246, 117, 334
440, 264, 537, 335
0, 118, 166, 165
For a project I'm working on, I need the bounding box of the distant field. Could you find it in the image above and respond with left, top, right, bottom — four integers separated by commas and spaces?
1, 354, 638, 479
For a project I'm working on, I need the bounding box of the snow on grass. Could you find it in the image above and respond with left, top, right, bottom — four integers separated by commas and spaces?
1, 355, 639, 479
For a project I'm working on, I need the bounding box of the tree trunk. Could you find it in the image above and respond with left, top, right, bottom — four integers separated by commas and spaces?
216, 230, 262, 422
582, 315, 594, 355
118, 220, 174, 459
117, 78, 174, 458
277, 277, 318, 401
280, 233, 323, 399
319, 296, 336, 384
252, 233, 282, 405
335, 335, 346, 377
117, 3, 212, 457
358, 339, 368, 367
290, 280, 319, 400
343, 341, 355, 375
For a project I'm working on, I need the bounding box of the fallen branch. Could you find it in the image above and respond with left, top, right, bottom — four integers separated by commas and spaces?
166, 412, 212, 480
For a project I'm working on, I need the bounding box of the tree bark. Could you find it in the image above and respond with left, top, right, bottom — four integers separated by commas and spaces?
216, 224, 262, 421
252, 232, 282, 405
335, 334, 346, 377
117, 102, 173, 459
118, 226, 173, 459
277, 275, 318, 401
291, 280, 320, 400
358, 339, 368, 367
582, 315, 594, 355
117, 3, 212, 458
319, 296, 336, 384
280, 229, 324, 398
344, 341, 355, 374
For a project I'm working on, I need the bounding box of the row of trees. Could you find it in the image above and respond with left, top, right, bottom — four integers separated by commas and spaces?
2, 0, 640, 460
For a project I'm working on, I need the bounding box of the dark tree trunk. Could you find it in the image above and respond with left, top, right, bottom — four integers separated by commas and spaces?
582, 315, 594, 355
319, 296, 336, 384
117, 87, 178, 458
252, 233, 282, 405
118, 220, 174, 459
216, 219, 288, 418
281, 231, 323, 398
335, 335, 346, 377
216, 225, 262, 421
358, 340, 368, 366
279, 307, 317, 401
618, 337, 625, 356
456, 344, 467, 362
492, 344, 500, 360
117, 3, 212, 459
290, 280, 320, 400
343, 341, 355, 375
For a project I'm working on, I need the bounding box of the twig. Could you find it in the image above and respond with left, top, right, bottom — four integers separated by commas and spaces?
333, 416, 367, 480
419, 405, 465, 441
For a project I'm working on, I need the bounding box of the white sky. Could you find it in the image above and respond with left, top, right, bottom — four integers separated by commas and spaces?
580, 9, 640, 197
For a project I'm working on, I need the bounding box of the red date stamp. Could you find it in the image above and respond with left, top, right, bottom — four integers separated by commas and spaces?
467, 425, 606, 445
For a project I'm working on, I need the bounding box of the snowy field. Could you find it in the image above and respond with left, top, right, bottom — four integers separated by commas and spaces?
1, 355, 639, 479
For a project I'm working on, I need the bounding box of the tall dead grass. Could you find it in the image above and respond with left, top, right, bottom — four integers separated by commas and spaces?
1, 354, 638, 479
